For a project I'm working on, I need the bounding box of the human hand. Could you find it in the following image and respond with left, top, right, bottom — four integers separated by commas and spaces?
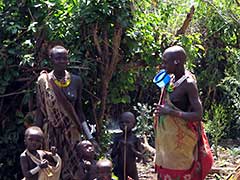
39, 159, 49, 169
84, 161, 92, 171
50, 146, 57, 156
154, 103, 172, 116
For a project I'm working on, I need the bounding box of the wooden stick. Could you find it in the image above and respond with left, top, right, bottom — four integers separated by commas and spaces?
124, 125, 127, 180
154, 87, 165, 127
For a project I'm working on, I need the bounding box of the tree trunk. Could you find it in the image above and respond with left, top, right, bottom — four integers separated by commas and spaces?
93, 22, 123, 137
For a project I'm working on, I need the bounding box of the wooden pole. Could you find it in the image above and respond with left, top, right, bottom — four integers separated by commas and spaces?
124, 125, 127, 180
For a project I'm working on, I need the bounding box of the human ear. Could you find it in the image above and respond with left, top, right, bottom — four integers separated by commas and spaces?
174, 60, 180, 64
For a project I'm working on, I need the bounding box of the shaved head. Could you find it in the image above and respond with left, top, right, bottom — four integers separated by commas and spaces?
96, 158, 112, 169
163, 45, 187, 64
49, 45, 68, 59
25, 126, 43, 138
120, 111, 136, 125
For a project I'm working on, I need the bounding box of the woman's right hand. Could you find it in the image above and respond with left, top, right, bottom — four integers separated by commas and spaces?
154, 103, 172, 116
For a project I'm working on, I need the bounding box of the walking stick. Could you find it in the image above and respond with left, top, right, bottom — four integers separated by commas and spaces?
124, 125, 127, 180
154, 87, 165, 128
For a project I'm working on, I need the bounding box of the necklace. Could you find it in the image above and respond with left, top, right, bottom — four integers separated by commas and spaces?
174, 75, 187, 88
52, 70, 71, 88
167, 74, 188, 92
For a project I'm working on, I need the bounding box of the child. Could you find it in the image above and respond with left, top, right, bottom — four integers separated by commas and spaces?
20, 126, 61, 180
95, 158, 114, 180
111, 112, 144, 180
74, 140, 97, 180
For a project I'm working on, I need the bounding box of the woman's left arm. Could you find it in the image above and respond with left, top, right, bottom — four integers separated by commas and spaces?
75, 76, 86, 124
170, 81, 203, 121
155, 81, 203, 121
75, 77, 93, 140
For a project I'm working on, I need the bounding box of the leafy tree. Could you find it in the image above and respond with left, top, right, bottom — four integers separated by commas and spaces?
0, 0, 239, 178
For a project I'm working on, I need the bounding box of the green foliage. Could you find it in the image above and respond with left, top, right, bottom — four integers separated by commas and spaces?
134, 103, 154, 145
0, 111, 25, 179
217, 74, 240, 138
98, 119, 113, 154
204, 103, 229, 157
0, 0, 240, 178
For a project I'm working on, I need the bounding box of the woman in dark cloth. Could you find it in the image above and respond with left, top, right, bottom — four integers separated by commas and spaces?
35, 45, 94, 179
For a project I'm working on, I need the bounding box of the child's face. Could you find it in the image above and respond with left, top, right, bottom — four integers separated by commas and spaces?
25, 133, 43, 151
97, 167, 112, 180
78, 141, 95, 160
119, 117, 135, 132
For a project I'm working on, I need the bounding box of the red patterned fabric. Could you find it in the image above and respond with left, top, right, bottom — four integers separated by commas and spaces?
155, 122, 214, 180
197, 123, 214, 179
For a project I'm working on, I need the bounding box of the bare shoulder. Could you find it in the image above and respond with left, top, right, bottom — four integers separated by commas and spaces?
37, 70, 49, 83
71, 74, 83, 88
185, 71, 198, 90
20, 150, 28, 160
71, 74, 82, 83
71, 74, 81, 81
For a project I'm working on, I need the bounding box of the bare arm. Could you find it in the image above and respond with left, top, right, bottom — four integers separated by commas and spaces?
20, 153, 48, 178
73, 162, 86, 180
154, 81, 203, 121
131, 137, 145, 161
20, 155, 35, 178
170, 81, 203, 121
75, 76, 86, 124
111, 137, 120, 158
74, 76, 94, 140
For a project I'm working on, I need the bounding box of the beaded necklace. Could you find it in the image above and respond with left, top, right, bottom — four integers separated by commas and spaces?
52, 70, 71, 88
167, 74, 188, 92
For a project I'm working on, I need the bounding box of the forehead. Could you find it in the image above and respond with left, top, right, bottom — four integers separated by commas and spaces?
26, 133, 43, 140
52, 51, 67, 57
120, 116, 134, 123
98, 166, 111, 172
162, 52, 174, 61
51, 48, 68, 56
27, 128, 42, 135
78, 141, 93, 148
120, 113, 135, 122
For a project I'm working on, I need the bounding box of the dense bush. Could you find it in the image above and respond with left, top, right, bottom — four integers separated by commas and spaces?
0, 0, 239, 178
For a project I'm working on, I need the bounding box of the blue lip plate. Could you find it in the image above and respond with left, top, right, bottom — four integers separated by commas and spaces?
153, 69, 171, 88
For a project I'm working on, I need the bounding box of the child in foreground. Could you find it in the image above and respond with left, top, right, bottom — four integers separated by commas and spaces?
74, 140, 97, 180
20, 126, 61, 180
95, 158, 115, 180
111, 112, 144, 180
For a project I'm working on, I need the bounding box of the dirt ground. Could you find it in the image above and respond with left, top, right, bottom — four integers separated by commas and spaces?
136, 144, 240, 180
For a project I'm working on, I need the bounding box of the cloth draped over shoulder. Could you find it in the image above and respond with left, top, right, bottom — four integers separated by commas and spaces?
36, 70, 81, 179
154, 74, 213, 180
24, 150, 62, 180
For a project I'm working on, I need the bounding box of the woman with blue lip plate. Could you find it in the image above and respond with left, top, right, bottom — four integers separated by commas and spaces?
153, 45, 213, 180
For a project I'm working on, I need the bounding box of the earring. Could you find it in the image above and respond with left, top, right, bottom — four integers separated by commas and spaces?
174, 60, 178, 64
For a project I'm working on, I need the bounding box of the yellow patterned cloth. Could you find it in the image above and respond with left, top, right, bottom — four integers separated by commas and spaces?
155, 114, 197, 170
25, 150, 62, 180
154, 93, 199, 179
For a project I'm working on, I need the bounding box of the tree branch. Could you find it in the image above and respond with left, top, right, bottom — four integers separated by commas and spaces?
109, 22, 122, 76
176, 5, 195, 36
93, 23, 103, 57
120, 60, 147, 72
103, 29, 110, 68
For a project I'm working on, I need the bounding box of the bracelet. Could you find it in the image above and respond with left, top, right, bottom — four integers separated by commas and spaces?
29, 165, 41, 175
82, 121, 93, 140
178, 111, 183, 118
